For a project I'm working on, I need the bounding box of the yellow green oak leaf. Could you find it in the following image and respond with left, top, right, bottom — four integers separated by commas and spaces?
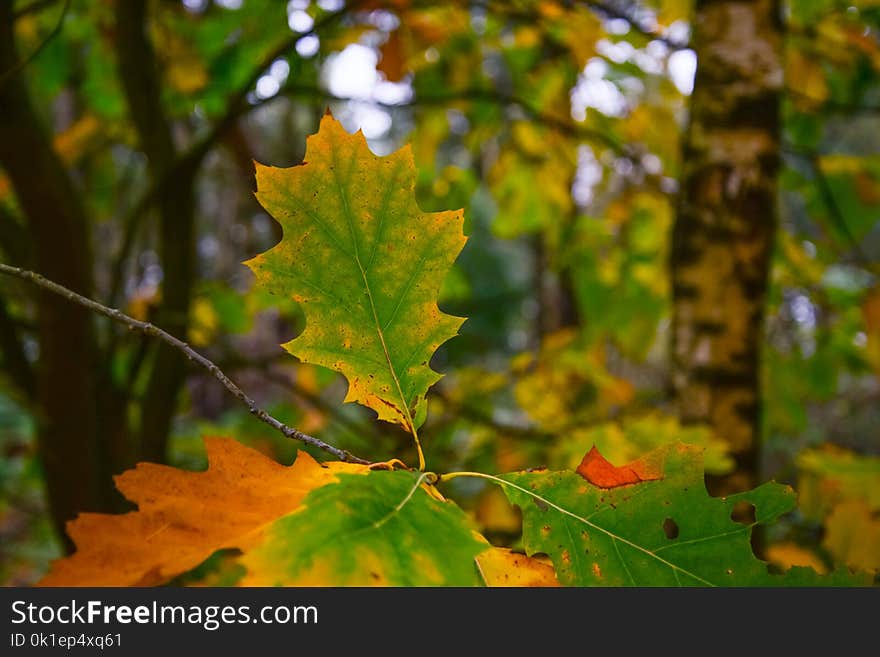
499, 443, 868, 586
245, 113, 466, 434
241, 470, 487, 586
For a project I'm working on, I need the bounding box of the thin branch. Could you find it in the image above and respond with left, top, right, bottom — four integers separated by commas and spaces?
786, 88, 880, 116
0, 263, 370, 465
13, 0, 61, 20
103, 153, 147, 312
580, 0, 689, 51
272, 82, 632, 157
432, 387, 555, 440
207, 348, 383, 442
262, 368, 381, 442
0, 0, 70, 90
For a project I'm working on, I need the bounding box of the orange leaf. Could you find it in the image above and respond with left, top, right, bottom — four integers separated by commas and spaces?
576, 445, 663, 488
39, 437, 367, 586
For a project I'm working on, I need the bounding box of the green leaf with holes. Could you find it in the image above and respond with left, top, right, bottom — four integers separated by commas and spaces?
240, 470, 486, 585
245, 114, 466, 433
499, 443, 865, 586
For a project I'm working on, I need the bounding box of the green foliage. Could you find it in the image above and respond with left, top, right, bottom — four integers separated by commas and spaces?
246, 115, 466, 435
242, 471, 486, 586
2, 0, 878, 589
36, 117, 872, 589
500, 443, 864, 586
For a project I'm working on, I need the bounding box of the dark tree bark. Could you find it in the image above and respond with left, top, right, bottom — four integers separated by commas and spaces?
115, 0, 197, 463
0, 3, 108, 548
671, 0, 784, 493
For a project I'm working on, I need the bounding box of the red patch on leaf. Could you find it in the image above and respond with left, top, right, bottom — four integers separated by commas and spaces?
576, 446, 663, 488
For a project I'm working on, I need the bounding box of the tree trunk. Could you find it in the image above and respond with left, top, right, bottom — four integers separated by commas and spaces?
671, 0, 783, 494
0, 3, 109, 549
115, 0, 197, 463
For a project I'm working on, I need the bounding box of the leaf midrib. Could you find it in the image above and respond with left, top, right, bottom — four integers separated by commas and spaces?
329, 136, 415, 428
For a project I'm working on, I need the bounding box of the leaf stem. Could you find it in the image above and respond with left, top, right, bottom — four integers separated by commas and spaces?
0, 262, 370, 465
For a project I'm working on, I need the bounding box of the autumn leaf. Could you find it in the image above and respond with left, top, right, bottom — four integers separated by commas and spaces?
476, 548, 560, 587
241, 470, 487, 586
550, 413, 734, 477
575, 445, 662, 488
245, 114, 466, 435
498, 443, 866, 586
39, 438, 367, 586
765, 542, 828, 574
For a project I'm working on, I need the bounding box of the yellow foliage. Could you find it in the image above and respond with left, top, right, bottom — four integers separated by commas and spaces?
658, 0, 693, 23
188, 297, 219, 347
820, 154, 866, 175
126, 288, 160, 322
787, 49, 828, 106
778, 231, 825, 286
292, 364, 328, 434
476, 548, 560, 586
559, 8, 601, 68
550, 412, 734, 476
489, 123, 576, 239
823, 501, 880, 573
475, 486, 522, 534
765, 542, 827, 574
512, 330, 634, 433
151, 22, 208, 95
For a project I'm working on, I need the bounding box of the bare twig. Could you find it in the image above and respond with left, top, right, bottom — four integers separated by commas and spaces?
0, 263, 370, 464
430, 386, 555, 440
209, 348, 382, 442
581, 0, 689, 51
270, 82, 632, 157
262, 368, 381, 442
13, 0, 62, 20
0, 0, 70, 89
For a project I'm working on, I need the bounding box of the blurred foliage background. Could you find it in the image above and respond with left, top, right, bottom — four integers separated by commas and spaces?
1, 0, 878, 585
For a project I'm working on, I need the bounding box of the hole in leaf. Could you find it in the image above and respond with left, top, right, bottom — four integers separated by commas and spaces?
731, 501, 756, 525
662, 517, 679, 540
